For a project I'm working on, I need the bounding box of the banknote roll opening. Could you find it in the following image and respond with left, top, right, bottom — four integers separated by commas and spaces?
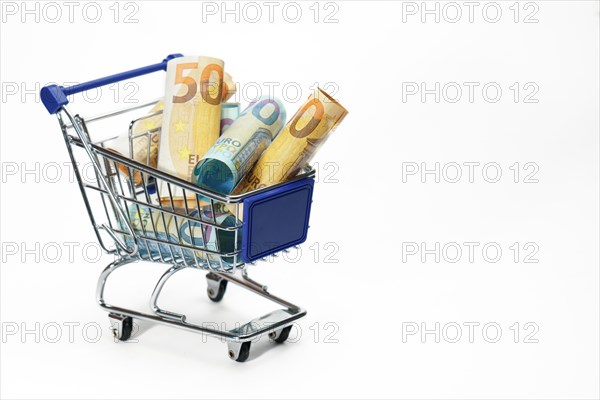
195, 159, 235, 194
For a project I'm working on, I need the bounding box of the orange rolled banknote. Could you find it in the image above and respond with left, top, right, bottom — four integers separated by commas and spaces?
232, 88, 348, 194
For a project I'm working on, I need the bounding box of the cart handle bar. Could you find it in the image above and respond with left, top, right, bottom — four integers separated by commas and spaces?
40, 53, 183, 114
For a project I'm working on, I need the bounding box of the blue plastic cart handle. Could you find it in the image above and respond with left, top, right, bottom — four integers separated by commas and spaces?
40, 53, 183, 114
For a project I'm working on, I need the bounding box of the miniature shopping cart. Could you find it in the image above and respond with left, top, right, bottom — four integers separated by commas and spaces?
40, 54, 315, 362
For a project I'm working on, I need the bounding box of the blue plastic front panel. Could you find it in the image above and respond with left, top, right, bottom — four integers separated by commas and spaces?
241, 177, 314, 263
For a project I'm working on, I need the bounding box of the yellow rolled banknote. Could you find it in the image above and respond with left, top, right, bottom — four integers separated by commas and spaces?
158, 56, 225, 191
232, 88, 348, 194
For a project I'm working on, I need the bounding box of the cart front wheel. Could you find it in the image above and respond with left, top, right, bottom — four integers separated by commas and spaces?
228, 341, 251, 362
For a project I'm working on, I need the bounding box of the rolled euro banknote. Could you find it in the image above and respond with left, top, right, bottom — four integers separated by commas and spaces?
232, 88, 348, 194
178, 208, 241, 266
158, 56, 225, 203
193, 96, 286, 195
123, 204, 240, 266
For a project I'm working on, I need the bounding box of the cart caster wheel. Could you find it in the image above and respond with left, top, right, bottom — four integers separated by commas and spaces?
206, 272, 227, 302
269, 325, 293, 344
228, 341, 251, 362
108, 313, 133, 341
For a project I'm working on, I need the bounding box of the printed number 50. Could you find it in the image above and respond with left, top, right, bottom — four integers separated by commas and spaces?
172, 62, 223, 105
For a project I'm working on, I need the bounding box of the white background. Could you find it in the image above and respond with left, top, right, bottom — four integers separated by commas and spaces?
1, 1, 599, 399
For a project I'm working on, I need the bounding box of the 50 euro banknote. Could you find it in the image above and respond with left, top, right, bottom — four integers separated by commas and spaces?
157, 55, 227, 204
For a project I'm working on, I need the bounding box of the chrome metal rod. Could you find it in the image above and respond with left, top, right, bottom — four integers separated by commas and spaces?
150, 265, 188, 322
219, 271, 303, 313
97, 258, 136, 306
62, 107, 138, 255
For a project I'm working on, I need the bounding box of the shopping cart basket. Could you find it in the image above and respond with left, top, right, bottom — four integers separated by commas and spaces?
40, 54, 315, 362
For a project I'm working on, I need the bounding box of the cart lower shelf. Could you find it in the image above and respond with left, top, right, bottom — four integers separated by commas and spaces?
98, 258, 306, 362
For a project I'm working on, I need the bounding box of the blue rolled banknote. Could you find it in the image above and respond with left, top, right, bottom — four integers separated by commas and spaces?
123, 204, 241, 266
179, 208, 242, 266
193, 96, 286, 195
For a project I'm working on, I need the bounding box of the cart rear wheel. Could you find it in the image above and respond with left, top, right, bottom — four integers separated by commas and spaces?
109, 314, 133, 341
228, 341, 251, 362
270, 325, 293, 343
206, 273, 228, 302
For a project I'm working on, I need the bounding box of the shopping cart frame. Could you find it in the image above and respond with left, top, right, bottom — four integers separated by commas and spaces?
41, 54, 315, 362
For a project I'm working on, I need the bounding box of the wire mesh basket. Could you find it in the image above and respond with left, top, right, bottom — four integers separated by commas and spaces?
56, 102, 315, 273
